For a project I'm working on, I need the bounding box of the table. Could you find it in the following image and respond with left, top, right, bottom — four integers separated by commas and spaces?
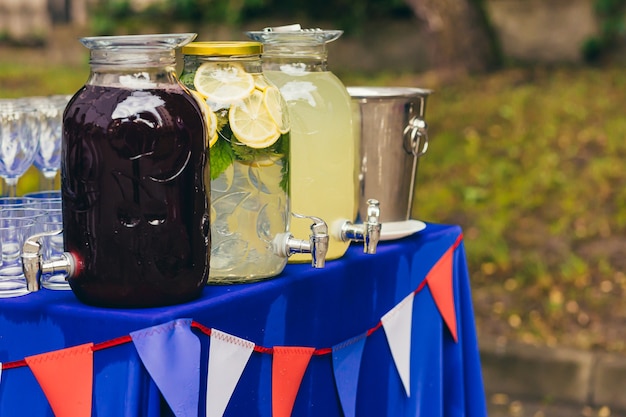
0, 223, 487, 417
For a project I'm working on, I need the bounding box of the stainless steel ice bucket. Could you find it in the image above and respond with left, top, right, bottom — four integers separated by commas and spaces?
348, 86, 431, 223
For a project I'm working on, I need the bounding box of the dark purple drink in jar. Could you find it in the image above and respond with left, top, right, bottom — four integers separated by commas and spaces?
61, 34, 209, 308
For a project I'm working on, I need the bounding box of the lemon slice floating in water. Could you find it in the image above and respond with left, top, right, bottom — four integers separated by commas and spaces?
207, 109, 218, 147
263, 86, 290, 134
190, 90, 219, 147
229, 90, 280, 149
253, 74, 270, 92
194, 62, 255, 103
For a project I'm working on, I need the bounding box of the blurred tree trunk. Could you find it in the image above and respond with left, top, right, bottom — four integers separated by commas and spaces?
404, 0, 500, 73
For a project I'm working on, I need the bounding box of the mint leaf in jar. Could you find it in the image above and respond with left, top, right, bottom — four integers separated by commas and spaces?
179, 72, 195, 89
209, 136, 234, 180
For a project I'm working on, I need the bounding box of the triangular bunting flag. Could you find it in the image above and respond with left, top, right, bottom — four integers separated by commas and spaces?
206, 329, 255, 417
25, 342, 94, 417
332, 333, 367, 417
381, 292, 414, 397
130, 319, 200, 417
426, 245, 458, 342
272, 346, 315, 417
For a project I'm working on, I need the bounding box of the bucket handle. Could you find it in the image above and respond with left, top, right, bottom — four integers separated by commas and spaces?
402, 116, 428, 220
403, 116, 429, 157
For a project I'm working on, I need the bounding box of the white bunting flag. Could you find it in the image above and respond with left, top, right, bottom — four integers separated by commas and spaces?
206, 329, 255, 417
381, 292, 415, 397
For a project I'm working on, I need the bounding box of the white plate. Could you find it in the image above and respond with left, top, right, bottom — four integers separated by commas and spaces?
380, 220, 427, 241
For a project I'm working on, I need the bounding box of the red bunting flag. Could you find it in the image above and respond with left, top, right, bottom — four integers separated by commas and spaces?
426, 245, 458, 342
25, 343, 94, 417
272, 346, 315, 417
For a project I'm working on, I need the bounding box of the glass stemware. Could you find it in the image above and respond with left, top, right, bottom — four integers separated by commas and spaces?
0, 101, 39, 196
32, 95, 69, 190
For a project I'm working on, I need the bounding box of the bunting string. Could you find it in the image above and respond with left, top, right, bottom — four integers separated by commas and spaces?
0, 283, 421, 371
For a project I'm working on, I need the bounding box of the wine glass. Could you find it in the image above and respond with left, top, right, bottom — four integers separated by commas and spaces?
31, 95, 69, 190
0, 101, 39, 197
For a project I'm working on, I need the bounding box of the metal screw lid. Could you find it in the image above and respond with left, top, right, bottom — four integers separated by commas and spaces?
181, 41, 262, 56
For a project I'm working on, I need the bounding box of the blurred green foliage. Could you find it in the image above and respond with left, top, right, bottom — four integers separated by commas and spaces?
583, 0, 626, 61
90, 0, 413, 35
413, 66, 626, 286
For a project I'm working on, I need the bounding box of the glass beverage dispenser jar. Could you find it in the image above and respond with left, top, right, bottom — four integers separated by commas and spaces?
181, 41, 328, 283
246, 26, 381, 262
22, 34, 210, 308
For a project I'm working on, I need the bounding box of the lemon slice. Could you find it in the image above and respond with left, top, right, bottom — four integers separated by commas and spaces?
190, 90, 219, 147
229, 90, 281, 149
263, 86, 290, 134
194, 62, 255, 103
207, 109, 218, 147
253, 74, 270, 92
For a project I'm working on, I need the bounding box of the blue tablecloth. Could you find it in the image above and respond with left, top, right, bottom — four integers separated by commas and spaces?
0, 223, 486, 417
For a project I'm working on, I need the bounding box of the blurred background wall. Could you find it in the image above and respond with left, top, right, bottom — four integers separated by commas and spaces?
486, 0, 598, 62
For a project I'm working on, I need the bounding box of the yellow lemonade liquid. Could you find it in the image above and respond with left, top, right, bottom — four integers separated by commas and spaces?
209, 155, 288, 282
264, 70, 358, 262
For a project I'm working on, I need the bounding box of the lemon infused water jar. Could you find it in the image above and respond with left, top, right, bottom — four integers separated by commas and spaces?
246, 26, 361, 262
181, 41, 291, 283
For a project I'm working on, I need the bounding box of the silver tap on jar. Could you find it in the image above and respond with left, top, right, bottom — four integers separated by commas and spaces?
272, 214, 329, 268
338, 199, 382, 255
22, 230, 74, 292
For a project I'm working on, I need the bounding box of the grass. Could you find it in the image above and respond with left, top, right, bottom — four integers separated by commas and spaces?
0, 62, 86, 98
3, 43, 625, 352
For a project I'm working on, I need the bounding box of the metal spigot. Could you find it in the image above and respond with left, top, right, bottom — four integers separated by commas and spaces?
272, 214, 329, 268
338, 199, 382, 254
21, 230, 76, 292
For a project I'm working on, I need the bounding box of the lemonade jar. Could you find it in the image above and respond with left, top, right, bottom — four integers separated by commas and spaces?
181, 41, 326, 283
246, 26, 381, 262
